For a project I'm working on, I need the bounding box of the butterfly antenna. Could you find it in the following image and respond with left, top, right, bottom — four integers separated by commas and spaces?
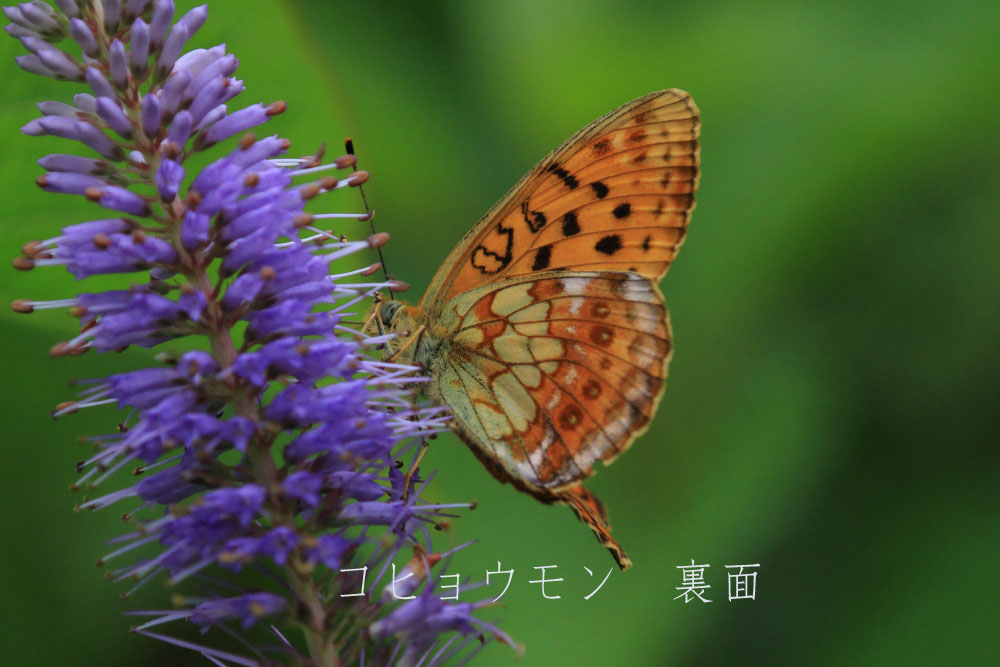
346, 137, 394, 299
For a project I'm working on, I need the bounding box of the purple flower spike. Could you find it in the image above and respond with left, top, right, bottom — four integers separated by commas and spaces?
7, 2, 510, 664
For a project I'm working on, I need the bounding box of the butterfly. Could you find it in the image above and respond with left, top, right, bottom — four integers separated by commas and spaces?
369, 89, 700, 569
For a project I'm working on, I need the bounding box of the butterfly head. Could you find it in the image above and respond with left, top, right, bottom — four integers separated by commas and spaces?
375, 299, 405, 330
364, 298, 431, 364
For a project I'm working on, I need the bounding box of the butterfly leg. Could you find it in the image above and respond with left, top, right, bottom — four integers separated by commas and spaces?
360, 292, 388, 343
401, 435, 430, 502
361, 299, 384, 337
387, 324, 426, 364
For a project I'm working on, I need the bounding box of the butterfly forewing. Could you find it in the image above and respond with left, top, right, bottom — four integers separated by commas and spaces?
420, 89, 700, 311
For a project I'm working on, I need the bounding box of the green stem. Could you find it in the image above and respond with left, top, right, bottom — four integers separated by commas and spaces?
287, 561, 340, 667
194, 261, 338, 665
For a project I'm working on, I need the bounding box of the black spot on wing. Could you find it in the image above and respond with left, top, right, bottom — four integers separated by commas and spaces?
590, 181, 609, 199
561, 212, 580, 236
532, 244, 552, 271
545, 162, 579, 190
594, 235, 623, 255
520, 200, 546, 233
471, 221, 514, 274
612, 203, 631, 219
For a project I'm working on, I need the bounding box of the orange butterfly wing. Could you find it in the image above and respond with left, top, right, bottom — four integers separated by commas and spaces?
420, 89, 699, 312
417, 90, 699, 569
433, 271, 671, 570
441, 272, 669, 487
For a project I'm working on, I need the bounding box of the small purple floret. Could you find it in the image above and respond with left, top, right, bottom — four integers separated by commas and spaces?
92, 186, 150, 215
140, 93, 161, 135
108, 39, 128, 86
190, 593, 287, 631
155, 159, 183, 200
39, 171, 106, 194
129, 18, 149, 75
148, 0, 174, 50
96, 96, 133, 137
85, 66, 116, 100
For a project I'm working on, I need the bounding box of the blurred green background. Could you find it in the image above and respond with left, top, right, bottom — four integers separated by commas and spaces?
1, 0, 997, 664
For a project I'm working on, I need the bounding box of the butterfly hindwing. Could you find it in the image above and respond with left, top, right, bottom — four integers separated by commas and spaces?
558, 485, 632, 570
431, 272, 671, 492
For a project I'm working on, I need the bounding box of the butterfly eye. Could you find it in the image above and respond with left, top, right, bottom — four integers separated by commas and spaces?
379, 301, 402, 326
